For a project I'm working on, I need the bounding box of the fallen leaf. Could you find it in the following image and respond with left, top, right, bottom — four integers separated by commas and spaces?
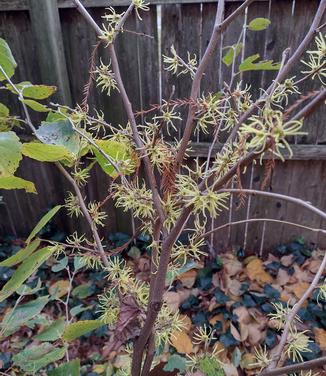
164, 292, 180, 313
230, 323, 241, 342
276, 269, 290, 286
179, 269, 197, 288
233, 306, 251, 325
247, 324, 263, 346
240, 353, 257, 370
179, 315, 192, 331
222, 363, 238, 376
170, 330, 193, 354
292, 282, 310, 299
314, 328, 326, 351
280, 254, 293, 267
221, 254, 243, 277
49, 280, 70, 298
213, 341, 229, 363
246, 258, 273, 285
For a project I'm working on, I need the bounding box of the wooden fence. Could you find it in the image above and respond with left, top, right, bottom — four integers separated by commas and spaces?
0, 0, 326, 253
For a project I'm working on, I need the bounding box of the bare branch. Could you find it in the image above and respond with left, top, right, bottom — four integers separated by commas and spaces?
290, 87, 326, 121
174, 0, 255, 171
56, 162, 110, 268
218, 188, 326, 222
260, 356, 326, 376
201, 217, 326, 239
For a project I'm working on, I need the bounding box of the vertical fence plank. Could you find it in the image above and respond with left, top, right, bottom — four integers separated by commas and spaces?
29, 0, 72, 106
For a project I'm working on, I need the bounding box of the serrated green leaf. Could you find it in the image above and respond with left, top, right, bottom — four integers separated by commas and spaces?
0, 238, 40, 267
22, 84, 56, 100
0, 38, 17, 81
1, 296, 49, 336
35, 318, 65, 342
248, 17, 271, 31
94, 139, 137, 178
0, 247, 55, 302
48, 359, 80, 376
222, 43, 243, 67
0, 176, 36, 193
36, 120, 81, 155
22, 99, 49, 112
163, 354, 187, 372
12, 343, 66, 373
0, 131, 22, 177
239, 54, 281, 72
26, 205, 62, 244
63, 320, 105, 342
22, 142, 74, 162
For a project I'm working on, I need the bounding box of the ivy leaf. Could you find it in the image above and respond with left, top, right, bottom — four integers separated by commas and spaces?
12, 343, 66, 373
163, 354, 187, 372
22, 84, 57, 100
239, 54, 281, 72
222, 43, 243, 67
0, 131, 22, 177
0, 238, 40, 267
36, 120, 81, 155
63, 320, 105, 342
93, 139, 137, 178
0, 247, 55, 302
26, 205, 62, 244
248, 17, 271, 31
35, 318, 65, 342
22, 142, 74, 162
0, 38, 17, 81
48, 359, 80, 376
22, 99, 49, 112
0, 176, 36, 193
0, 296, 49, 336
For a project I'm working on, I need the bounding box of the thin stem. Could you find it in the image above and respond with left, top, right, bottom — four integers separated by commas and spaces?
261, 356, 326, 376
201, 217, 326, 239
290, 87, 326, 121
174, 0, 254, 171
72, 0, 166, 226
269, 252, 326, 369
218, 188, 326, 222
56, 163, 110, 268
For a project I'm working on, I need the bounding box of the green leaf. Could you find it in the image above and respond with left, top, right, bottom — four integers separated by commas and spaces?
0, 247, 55, 302
222, 43, 243, 67
46, 110, 68, 122
52, 257, 69, 273
22, 84, 57, 100
36, 120, 81, 155
248, 17, 271, 31
70, 304, 90, 317
63, 320, 105, 342
0, 131, 22, 177
239, 54, 281, 72
72, 282, 95, 299
0, 176, 36, 193
22, 99, 49, 112
26, 205, 62, 244
12, 343, 66, 373
35, 318, 65, 342
0, 238, 40, 267
1, 296, 49, 336
48, 359, 80, 376
22, 142, 73, 162
0, 103, 9, 117
163, 354, 187, 372
17, 278, 42, 296
94, 139, 136, 178
0, 38, 17, 81
73, 256, 85, 271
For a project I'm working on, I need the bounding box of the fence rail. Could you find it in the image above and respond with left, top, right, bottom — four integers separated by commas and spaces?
0, 0, 326, 253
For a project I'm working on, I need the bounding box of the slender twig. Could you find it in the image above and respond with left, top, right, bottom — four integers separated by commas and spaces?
217, 188, 326, 221
261, 356, 326, 376
113, 4, 135, 40
269, 252, 326, 369
40, 238, 97, 254
290, 87, 326, 121
72, 0, 165, 226
56, 163, 110, 268
174, 0, 254, 172
201, 217, 326, 239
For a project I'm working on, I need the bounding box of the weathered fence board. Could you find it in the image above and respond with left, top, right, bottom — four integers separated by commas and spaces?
1, 0, 326, 253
